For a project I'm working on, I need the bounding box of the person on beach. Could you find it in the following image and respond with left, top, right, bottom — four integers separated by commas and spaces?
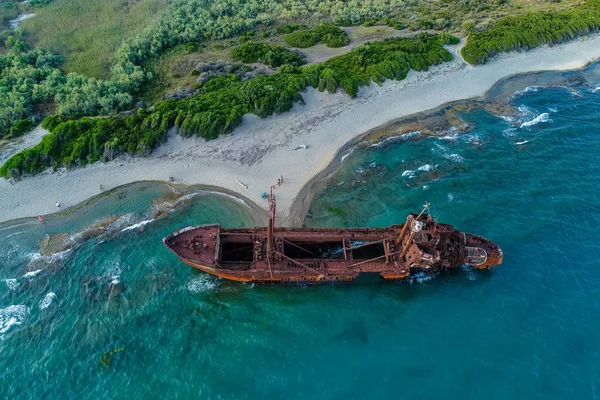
99, 184, 103, 191
56, 201, 61, 208
38, 215, 44, 223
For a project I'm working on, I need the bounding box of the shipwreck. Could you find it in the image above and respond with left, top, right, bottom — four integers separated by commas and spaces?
163, 192, 503, 284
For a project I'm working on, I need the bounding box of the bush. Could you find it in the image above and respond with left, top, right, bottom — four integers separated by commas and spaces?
284, 29, 319, 48
231, 42, 304, 67
284, 24, 349, 48
8, 119, 33, 138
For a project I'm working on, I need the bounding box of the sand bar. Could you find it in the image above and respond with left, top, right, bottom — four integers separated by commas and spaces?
2, 37, 600, 225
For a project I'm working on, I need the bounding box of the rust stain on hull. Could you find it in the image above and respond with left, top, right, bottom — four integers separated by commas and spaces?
163, 200, 503, 285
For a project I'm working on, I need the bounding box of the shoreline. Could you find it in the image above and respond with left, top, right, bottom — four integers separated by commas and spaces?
2, 36, 600, 226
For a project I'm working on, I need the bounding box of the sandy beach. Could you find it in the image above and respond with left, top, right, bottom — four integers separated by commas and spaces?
2, 36, 600, 225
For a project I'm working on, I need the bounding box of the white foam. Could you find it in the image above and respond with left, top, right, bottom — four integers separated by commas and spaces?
39, 292, 56, 310
498, 115, 513, 123
432, 143, 464, 163
516, 140, 531, 145
187, 275, 217, 293
503, 127, 518, 138
120, 219, 154, 232
417, 164, 434, 172
369, 131, 420, 148
512, 86, 541, 97
520, 113, 550, 128
340, 146, 356, 163
22, 269, 42, 279
4, 279, 18, 290
0, 305, 29, 334
402, 170, 415, 178
445, 153, 464, 163
447, 193, 454, 202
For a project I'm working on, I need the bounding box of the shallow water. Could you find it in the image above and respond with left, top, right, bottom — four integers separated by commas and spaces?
2, 80, 600, 398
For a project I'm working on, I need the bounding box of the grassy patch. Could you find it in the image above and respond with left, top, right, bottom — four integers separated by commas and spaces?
19, 0, 167, 78
139, 41, 235, 104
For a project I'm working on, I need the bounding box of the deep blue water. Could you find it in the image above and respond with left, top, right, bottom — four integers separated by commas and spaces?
2, 81, 600, 399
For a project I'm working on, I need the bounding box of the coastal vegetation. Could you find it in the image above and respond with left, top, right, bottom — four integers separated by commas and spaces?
284, 24, 350, 48
0, 34, 458, 178
1, 0, 595, 179
0, 38, 133, 139
462, 0, 600, 64
231, 42, 305, 67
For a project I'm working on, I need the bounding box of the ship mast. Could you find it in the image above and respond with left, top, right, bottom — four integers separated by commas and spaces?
267, 186, 276, 256
399, 202, 430, 261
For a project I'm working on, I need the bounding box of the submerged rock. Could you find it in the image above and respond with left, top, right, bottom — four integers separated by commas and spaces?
38, 215, 121, 257
99, 347, 125, 369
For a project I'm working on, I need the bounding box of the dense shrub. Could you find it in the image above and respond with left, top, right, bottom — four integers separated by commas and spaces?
0, 110, 170, 177
462, 0, 600, 64
231, 42, 304, 67
1, 34, 458, 178
284, 29, 320, 48
0, 38, 134, 138
284, 24, 349, 48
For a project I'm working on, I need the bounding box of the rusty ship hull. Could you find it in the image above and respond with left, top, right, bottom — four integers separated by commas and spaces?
163, 204, 503, 284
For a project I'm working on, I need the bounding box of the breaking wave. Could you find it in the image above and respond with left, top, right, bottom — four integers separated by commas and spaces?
40, 292, 57, 310
520, 113, 550, 128
120, 219, 154, 232
417, 164, 434, 172
512, 86, 541, 97
22, 269, 42, 279
0, 305, 29, 335
368, 131, 420, 148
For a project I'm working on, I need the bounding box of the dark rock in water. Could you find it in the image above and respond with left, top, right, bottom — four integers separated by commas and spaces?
104, 281, 125, 299
39, 233, 70, 256
565, 74, 586, 87
37, 216, 121, 261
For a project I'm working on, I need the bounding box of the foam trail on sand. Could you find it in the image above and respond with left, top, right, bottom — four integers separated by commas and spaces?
340, 146, 356, 163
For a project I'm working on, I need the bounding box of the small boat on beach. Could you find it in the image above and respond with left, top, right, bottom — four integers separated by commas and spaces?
163, 192, 503, 284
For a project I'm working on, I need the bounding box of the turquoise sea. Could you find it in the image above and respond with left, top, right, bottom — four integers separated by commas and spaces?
2, 70, 600, 398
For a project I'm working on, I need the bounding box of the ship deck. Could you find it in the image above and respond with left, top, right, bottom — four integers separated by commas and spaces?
163, 224, 412, 282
